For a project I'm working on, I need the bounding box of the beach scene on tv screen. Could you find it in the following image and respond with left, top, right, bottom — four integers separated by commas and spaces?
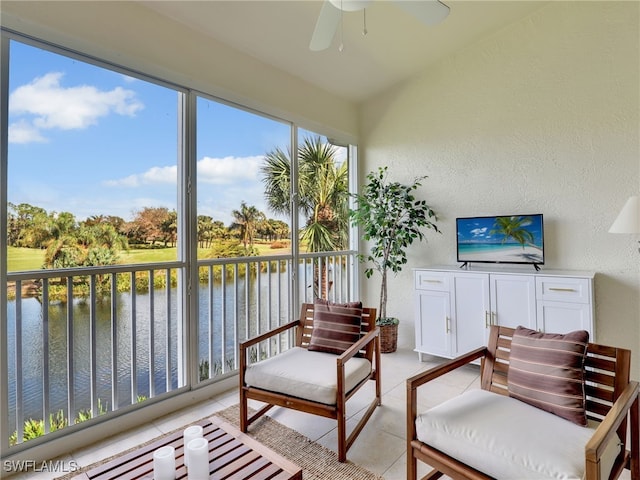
457, 215, 544, 264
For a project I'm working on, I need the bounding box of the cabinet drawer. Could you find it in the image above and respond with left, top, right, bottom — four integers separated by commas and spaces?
415, 271, 450, 291
536, 277, 591, 304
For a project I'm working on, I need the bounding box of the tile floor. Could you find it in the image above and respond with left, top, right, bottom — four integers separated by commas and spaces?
6, 344, 632, 480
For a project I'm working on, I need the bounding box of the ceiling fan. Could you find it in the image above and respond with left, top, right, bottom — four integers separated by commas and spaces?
309, 0, 450, 51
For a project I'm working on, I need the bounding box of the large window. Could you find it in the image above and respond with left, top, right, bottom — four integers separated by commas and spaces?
1, 33, 359, 452
4, 39, 184, 447
7, 41, 180, 266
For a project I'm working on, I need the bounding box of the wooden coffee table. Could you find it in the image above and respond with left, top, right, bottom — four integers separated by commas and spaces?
72, 416, 302, 479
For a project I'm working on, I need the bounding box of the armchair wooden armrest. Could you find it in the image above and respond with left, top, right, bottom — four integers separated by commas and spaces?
239, 319, 301, 351
406, 347, 487, 391
338, 327, 380, 364
586, 380, 640, 479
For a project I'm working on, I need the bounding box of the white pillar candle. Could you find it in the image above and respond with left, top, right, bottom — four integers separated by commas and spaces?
182, 425, 203, 467
153, 445, 176, 480
186, 437, 209, 480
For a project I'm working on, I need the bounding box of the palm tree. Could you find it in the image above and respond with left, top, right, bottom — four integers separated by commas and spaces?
262, 136, 349, 252
489, 216, 535, 249
231, 201, 266, 251
261, 135, 349, 298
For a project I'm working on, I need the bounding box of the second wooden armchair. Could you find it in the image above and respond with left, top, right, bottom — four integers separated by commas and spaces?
239, 301, 381, 462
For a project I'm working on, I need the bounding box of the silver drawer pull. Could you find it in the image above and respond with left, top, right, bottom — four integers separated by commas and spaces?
549, 287, 576, 292
422, 279, 442, 283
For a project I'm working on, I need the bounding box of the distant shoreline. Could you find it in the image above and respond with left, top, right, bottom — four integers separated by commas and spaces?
459, 246, 543, 263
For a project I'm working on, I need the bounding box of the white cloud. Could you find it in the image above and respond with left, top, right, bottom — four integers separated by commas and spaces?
104, 155, 264, 190
470, 227, 488, 237
197, 155, 263, 184
8, 72, 143, 143
8, 119, 47, 144
104, 165, 177, 187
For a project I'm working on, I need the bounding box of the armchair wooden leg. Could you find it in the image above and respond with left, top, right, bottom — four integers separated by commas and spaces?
408, 446, 417, 480
631, 391, 639, 480
239, 387, 248, 432
337, 406, 347, 462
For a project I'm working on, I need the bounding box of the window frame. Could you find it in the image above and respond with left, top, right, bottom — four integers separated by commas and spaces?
0, 27, 360, 456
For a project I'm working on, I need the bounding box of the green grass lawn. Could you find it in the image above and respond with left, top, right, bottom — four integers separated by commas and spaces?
7, 247, 46, 272
8, 243, 291, 272
118, 248, 179, 264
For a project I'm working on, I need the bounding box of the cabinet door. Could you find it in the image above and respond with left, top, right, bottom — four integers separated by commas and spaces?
535, 276, 593, 337
415, 290, 451, 357
489, 274, 536, 330
451, 273, 490, 354
537, 302, 593, 336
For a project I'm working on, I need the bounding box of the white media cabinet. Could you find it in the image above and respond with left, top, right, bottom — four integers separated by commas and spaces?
413, 265, 595, 360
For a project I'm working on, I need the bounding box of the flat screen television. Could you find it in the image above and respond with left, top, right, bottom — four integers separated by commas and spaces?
456, 214, 544, 269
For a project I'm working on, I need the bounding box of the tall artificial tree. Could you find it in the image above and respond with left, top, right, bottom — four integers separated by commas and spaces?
350, 166, 439, 322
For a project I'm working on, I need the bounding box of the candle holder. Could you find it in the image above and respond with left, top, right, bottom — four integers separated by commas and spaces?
153, 445, 176, 480
186, 437, 209, 479
183, 425, 203, 467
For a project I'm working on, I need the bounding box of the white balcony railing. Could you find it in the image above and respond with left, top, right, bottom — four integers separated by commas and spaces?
5, 251, 356, 448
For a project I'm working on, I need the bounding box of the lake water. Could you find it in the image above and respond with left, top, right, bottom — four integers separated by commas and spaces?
6, 270, 291, 434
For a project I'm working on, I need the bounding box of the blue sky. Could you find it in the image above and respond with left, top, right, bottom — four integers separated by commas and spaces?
7, 40, 298, 224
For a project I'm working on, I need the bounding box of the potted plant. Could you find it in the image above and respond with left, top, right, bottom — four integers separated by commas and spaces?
350, 166, 440, 353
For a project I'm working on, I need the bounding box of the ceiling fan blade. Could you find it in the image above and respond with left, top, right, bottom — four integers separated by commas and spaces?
310, 0, 342, 51
393, 0, 450, 26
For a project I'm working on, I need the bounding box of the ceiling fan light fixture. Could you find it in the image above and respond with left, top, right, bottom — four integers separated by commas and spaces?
329, 0, 372, 12
310, 0, 449, 51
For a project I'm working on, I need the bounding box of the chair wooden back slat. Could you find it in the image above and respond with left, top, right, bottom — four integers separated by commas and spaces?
295, 303, 377, 360
586, 384, 615, 403
496, 336, 513, 350
296, 304, 316, 347
587, 401, 614, 420
586, 369, 617, 388
490, 372, 509, 390
589, 343, 619, 358
480, 326, 514, 395
495, 348, 511, 362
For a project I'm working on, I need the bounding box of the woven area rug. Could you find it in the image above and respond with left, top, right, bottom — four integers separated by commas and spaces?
214, 404, 384, 480
56, 404, 384, 480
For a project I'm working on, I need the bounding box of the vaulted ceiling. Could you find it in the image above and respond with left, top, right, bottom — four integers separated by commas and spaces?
138, 1, 547, 104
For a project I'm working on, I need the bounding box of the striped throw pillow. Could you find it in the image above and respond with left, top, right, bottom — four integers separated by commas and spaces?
507, 326, 589, 426
308, 300, 363, 355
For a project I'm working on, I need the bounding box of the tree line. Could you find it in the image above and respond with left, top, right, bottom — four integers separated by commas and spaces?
6, 201, 289, 269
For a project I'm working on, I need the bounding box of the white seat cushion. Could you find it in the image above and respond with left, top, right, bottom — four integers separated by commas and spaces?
244, 347, 372, 405
416, 389, 620, 480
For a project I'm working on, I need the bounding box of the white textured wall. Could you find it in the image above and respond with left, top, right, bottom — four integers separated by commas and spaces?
360, 1, 640, 377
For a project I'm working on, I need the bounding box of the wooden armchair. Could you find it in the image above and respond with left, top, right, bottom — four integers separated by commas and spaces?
407, 325, 639, 480
239, 302, 380, 462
